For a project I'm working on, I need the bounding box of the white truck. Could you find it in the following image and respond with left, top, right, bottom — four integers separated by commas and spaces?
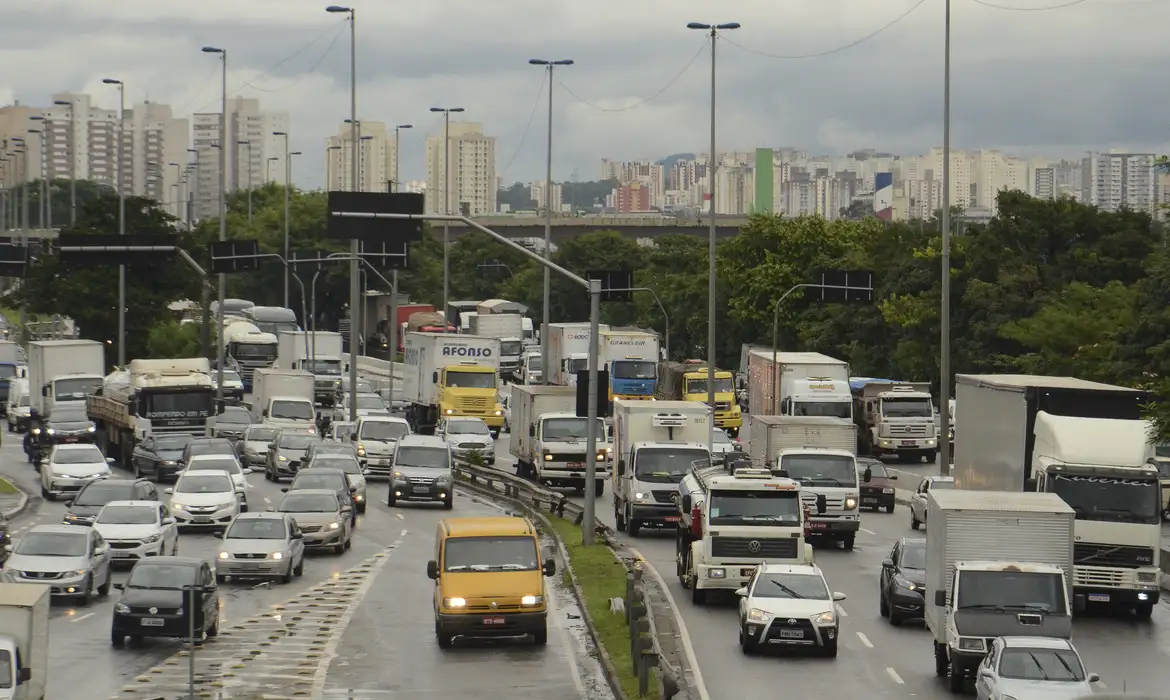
27, 340, 105, 416
599, 329, 659, 400
508, 385, 609, 496
745, 350, 852, 419
401, 332, 505, 435
611, 399, 712, 537
676, 464, 812, 604
0, 583, 49, 700
277, 331, 346, 406
221, 321, 278, 389
469, 313, 524, 380
925, 489, 1075, 693
955, 373, 1162, 618
745, 414, 861, 549
250, 368, 316, 429
547, 322, 608, 387
851, 378, 938, 461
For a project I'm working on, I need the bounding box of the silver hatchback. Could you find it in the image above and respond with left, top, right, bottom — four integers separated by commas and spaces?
214, 512, 305, 583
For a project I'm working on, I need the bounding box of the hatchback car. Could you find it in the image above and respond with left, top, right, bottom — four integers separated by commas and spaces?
735, 562, 846, 657
43, 404, 97, 445
879, 537, 926, 625
238, 425, 278, 468
273, 489, 352, 554
182, 454, 252, 510
305, 441, 359, 463
214, 512, 305, 584
327, 421, 355, 443
436, 417, 494, 463
110, 556, 219, 646
212, 405, 252, 440
63, 478, 159, 527
353, 415, 411, 478
40, 444, 113, 501
388, 435, 454, 509
93, 500, 179, 563
304, 454, 367, 513
284, 468, 357, 524
179, 437, 236, 470
265, 429, 322, 481
165, 471, 240, 530
1, 524, 112, 604
858, 457, 898, 513
131, 433, 193, 480
909, 476, 954, 529
974, 636, 1098, 700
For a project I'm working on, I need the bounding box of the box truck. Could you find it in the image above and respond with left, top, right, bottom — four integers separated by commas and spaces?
401, 332, 504, 435
598, 329, 659, 399
547, 322, 608, 386
509, 385, 609, 495
469, 314, 524, 379
276, 331, 346, 406
0, 583, 50, 700
746, 350, 851, 419
251, 368, 316, 429
27, 340, 105, 416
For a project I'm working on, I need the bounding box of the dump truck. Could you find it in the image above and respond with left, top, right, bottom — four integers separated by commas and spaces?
851, 378, 938, 461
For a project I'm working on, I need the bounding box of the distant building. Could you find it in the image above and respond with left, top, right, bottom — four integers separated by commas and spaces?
425, 121, 496, 216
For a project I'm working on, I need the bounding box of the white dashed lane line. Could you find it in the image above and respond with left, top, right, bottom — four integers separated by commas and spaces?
855, 632, 873, 648
860, 527, 877, 536
69, 612, 95, 624
886, 668, 905, 684
836, 604, 848, 617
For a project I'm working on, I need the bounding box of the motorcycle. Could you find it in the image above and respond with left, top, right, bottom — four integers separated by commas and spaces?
24, 427, 44, 467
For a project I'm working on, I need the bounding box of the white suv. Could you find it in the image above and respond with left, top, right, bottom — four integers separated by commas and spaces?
736, 562, 847, 657
353, 415, 411, 479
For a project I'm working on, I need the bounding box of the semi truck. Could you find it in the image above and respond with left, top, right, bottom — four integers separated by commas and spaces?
0, 584, 49, 700
87, 358, 217, 467
468, 313, 524, 379
27, 340, 105, 416
676, 463, 812, 604
657, 360, 743, 435
508, 385, 609, 496
221, 321, 278, 389
250, 368, 316, 429
611, 399, 712, 537
599, 329, 659, 400
400, 332, 505, 436
925, 489, 1075, 693
745, 414, 861, 549
746, 350, 852, 419
547, 322, 608, 387
954, 373, 1161, 618
242, 306, 299, 336
851, 378, 938, 461
403, 311, 456, 336
276, 331, 346, 406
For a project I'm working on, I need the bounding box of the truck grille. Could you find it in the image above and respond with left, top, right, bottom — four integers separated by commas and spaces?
234, 553, 269, 560
457, 397, 489, 409
886, 424, 928, 437
800, 493, 848, 511
1073, 543, 1155, 569
547, 453, 586, 464
710, 537, 799, 559
1073, 568, 1127, 588
652, 490, 678, 504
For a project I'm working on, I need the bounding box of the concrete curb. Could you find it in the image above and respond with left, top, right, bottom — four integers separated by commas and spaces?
0, 477, 28, 520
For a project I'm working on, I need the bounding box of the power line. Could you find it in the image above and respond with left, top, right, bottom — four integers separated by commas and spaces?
498, 74, 547, 176
720, 0, 930, 60
968, 0, 1090, 10
242, 25, 346, 93
557, 42, 708, 112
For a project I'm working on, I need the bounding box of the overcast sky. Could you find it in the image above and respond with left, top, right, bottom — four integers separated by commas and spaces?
2, 0, 1165, 189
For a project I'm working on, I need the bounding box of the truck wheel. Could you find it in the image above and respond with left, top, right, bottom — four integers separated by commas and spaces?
614, 501, 626, 532
691, 581, 706, 605
934, 642, 949, 677
1135, 601, 1154, 620
593, 480, 604, 498
948, 661, 965, 693
841, 533, 856, 551
925, 450, 938, 464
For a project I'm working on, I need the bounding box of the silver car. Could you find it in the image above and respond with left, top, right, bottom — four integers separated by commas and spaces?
304, 454, 367, 514
975, 636, 1098, 700
354, 415, 412, 479
40, 444, 114, 501
437, 417, 495, 463
387, 435, 454, 508
214, 512, 305, 583
238, 425, 278, 468
1, 524, 112, 604
273, 489, 353, 554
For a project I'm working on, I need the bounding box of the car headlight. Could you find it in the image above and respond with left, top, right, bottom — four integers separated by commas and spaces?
436, 475, 451, 485
70, 569, 89, 577
142, 534, 161, 544
163, 460, 176, 466
31, 428, 40, 435
811, 611, 836, 625
221, 502, 237, 510
354, 493, 364, 501
218, 551, 230, 560
894, 576, 918, 591
279, 455, 287, 461
443, 597, 466, 609
114, 602, 130, 614
521, 595, 543, 607
357, 447, 366, 457
46, 428, 55, 435
958, 637, 987, 652
87, 426, 96, 433
844, 497, 858, 510
171, 503, 186, 511
746, 608, 772, 622
270, 552, 284, 560
328, 521, 340, 530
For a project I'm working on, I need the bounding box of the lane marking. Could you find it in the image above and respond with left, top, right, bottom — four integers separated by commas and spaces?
399, 529, 407, 537
69, 612, 95, 623
836, 604, 848, 617
886, 667, 905, 684
861, 527, 876, 536
856, 631, 873, 648
395, 513, 404, 520
263, 496, 271, 505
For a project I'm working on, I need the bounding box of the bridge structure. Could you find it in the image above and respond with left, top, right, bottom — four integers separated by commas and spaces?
445, 215, 752, 242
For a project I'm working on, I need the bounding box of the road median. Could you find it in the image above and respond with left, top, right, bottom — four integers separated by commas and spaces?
0, 476, 28, 520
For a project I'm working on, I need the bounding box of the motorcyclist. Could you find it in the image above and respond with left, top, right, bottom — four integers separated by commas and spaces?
24, 407, 44, 464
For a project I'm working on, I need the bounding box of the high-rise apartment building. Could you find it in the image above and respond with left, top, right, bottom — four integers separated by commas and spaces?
529, 180, 563, 213
192, 97, 288, 221
325, 121, 393, 192
425, 122, 496, 216
1081, 152, 1157, 215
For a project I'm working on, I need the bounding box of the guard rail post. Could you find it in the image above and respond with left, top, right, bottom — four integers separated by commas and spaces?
626, 567, 660, 697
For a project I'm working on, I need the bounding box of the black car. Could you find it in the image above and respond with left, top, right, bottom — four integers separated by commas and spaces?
857, 457, 898, 513
44, 404, 97, 445
179, 437, 236, 469
303, 442, 358, 463
111, 556, 219, 646
879, 537, 926, 625
131, 433, 194, 481
63, 478, 159, 527
212, 406, 252, 441
283, 468, 356, 524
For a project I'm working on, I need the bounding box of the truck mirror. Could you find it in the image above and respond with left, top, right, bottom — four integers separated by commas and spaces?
217, 401, 226, 415
863, 467, 872, 483
41, 385, 48, 397
528, 424, 536, 437
934, 590, 946, 607
681, 495, 691, 511
432, 372, 438, 384
881, 558, 893, 568
617, 460, 626, 476
18, 667, 30, 683
262, 409, 268, 418
815, 494, 827, 514
127, 399, 138, 417
426, 560, 439, 579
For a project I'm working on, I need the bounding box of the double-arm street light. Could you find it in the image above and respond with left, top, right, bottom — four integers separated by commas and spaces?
101, 77, 128, 367
429, 106, 465, 334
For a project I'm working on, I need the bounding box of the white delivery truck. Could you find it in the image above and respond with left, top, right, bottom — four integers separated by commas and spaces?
509, 385, 609, 496
925, 490, 1074, 693
0, 583, 49, 700
599, 329, 659, 400
745, 414, 861, 549
955, 373, 1162, 618
27, 340, 105, 416
401, 332, 505, 435
547, 322, 608, 387
250, 368, 316, 429
469, 313, 524, 380
851, 378, 938, 461
611, 399, 712, 537
276, 331, 346, 406
746, 350, 851, 418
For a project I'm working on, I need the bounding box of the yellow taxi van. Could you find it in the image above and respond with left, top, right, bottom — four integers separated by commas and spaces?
426, 515, 556, 648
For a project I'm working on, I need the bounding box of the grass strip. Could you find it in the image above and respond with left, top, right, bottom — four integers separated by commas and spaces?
0, 478, 18, 494
546, 514, 661, 700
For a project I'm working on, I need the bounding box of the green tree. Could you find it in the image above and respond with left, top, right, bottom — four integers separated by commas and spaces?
146, 320, 202, 358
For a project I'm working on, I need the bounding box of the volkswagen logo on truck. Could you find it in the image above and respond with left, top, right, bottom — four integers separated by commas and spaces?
747, 540, 762, 553
441, 345, 493, 358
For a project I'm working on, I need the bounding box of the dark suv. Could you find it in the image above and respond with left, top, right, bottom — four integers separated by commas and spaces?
858, 457, 898, 513
63, 478, 159, 527
110, 556, 220, 646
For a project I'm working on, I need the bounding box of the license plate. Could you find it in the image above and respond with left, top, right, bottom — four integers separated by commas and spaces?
412, 486, 430, 494
862, 497, 878, 504
567, 462, 583, 468
740, 568, 755, 577
239, 562, 262, 569
900, 440, 916, 446
64, 437, 78, 443
482, 617, 505, 625
663, 516, 680, 523
193, 517, 212, 524
112, 551, 132, 558
141, 618, 165, 627
1089, 593, 1110, 602
779, 629, 804, 639
810, 522, 828, 529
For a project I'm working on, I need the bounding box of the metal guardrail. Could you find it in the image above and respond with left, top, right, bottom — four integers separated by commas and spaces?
453, 461, 584, 524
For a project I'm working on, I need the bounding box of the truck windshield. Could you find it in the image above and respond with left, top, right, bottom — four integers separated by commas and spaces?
792, 400, 851, 419
445, 370, 496, 389
567, 358, 588, 374
0, 649, 11, 689
142, 391, 214, 420
270, 400, 314, 421
54, 377, 101, 401
957, 571, 1066, 614
634, 448, 709, 483
709, 490, 801, 525
880, 397, 932, 418
233, 343, 277, 360
303, 359, 342, 376
254, 321, 299, 336
444, 535, 538, 572
526, 356, 543, 371
542, 417, 605, 441
686, 378, 734, 394
779, 454, 856, 487
1049, 474, 1161, 525
500, 341, 523, 356
0, 365, 15, 379
613, 360, 656, 380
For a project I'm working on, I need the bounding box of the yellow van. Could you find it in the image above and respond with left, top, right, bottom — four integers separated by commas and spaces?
426, 516, 556, 648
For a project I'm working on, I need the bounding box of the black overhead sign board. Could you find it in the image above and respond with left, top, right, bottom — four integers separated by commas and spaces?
326, 191, 424, 243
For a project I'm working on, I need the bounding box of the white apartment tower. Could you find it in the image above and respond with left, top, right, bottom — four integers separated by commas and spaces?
325, 121, 393, 192
1081, 152, 1157, 215
530, 180, 564, 213
192, 97, 288, 221
425, 122, 496, 216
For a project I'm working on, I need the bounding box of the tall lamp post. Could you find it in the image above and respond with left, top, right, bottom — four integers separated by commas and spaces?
201, 45, 228, 403
429, 106, 464, 334
687, 21, 739, 457
274, 130, 292, 307
529, 59, 573, 383
53, 99, 76, 225
266, 156, 279, 182
101, 77, 128, 368
168, 162, 181, 218
393, 124, 412, 192
939, 0, 953, 475
25, 127, 44, 229
28, 116, 51, 231
238, 139, 253, 222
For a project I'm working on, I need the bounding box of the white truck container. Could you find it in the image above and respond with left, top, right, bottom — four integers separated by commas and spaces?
277, 331, 346, 406
746, 350, 851, 418
547, 322, 608, 387
469, 313, 524, 378
0, 583, 50, 700
250, 368, 316, 429
27, 340, 105, 416
509, 385, 609, 495
599, 329, 659, 400
925, 490, 1074, 692
611, 399, 712, 537
401, 332, 504, 434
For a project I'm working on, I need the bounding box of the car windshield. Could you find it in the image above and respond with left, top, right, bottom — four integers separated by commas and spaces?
155, 435, 193, 451
16, 532, 88, 557
246, 427, 278, 442
633, 448, 709, 483
53, 448, 104, 464
190, 440, 232, 456
613, 360, 656, 380
0, 649, 11, 690
752, 572, 830, 600
219, 410, 250, 424
355, 395, 384, 410
542, 417, 605, 441
901, 542, 926, 569
860, 461, 889, 477
293, 473, 344, 491
73, 483, 131, 506
97, 505, 157, 525
175, 475, 233, 493
188, 459, 241, 475
126, 563, 196, 590
51, 407, 88, 423
446, 419, 489, 435
395, 446, 450, 469
360, 422, 409, 441
312, 457, 361, 474
998, 648, 1086, 682
279, 433, 319, 449
270, 400, 314, 421
222, 371, 242, 383
779, 454, 856, 487
279, 493, 338, 513
444, 536, 538, 572
226, 518, 286, 539
708, 490, 801, 525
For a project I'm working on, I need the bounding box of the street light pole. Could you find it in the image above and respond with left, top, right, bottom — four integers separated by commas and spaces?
239, 139, 253, 222
201, 46, 228, 404
25, 128, 44, 229
429, 106, 465, 334
393, 124, 412, 192
28, 116, 51, 231
53, 99, 76, 226
274, 131, 291, 307
102, 77, 128, 368
529, 59, 573, 384
687, 20, 739, 458
939, 0, 953, 476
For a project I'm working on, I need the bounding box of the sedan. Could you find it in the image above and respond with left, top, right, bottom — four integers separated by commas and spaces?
217, 370, 245, 401
212, 405, 252, 441
909, 475, 954, 530
40, 444, 114, 501
178, 437, 236, 470
42, 404, 97, 445
265, 430, 322, 481
335, 392, 388, 421
857, 457, 898, 513
1, 524, 112, 603
131, 433, 193, 481
283, 468, 356, 525
93, 500, 179, 564
182, 454, 252, 510
272, 489, 352, 554
165, 471, 240, 531
214, 512, 305, 583
879, 537, 926, 625
735, 562, 845, 657
237, 425, 278, 468
304, 454, 367, 513
63, 478, 159, 527
437, 417, 495, 463
975, 636, 1098, 700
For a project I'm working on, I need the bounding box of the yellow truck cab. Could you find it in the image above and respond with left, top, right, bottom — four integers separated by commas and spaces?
427, 516, 557, 648
657, 360, 743, 435
402, 332, 506, 436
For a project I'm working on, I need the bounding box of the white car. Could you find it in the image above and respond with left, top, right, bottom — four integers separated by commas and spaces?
40, 444, 113, 501
354, 415, 412, 479
735, 562, 846, 657
975, 636, 1098, 700
182, 453, 253, 510
436, 417, 495, 462
909, 475, 954, 530
165, 470, 240, 530
711, 429, 739, 456
92, 500, 179, 563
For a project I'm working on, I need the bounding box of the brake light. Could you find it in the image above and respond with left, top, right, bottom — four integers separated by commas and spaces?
690, 505, 703, 537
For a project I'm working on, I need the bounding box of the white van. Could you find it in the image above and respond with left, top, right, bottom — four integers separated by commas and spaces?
5, 378, 30, 432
